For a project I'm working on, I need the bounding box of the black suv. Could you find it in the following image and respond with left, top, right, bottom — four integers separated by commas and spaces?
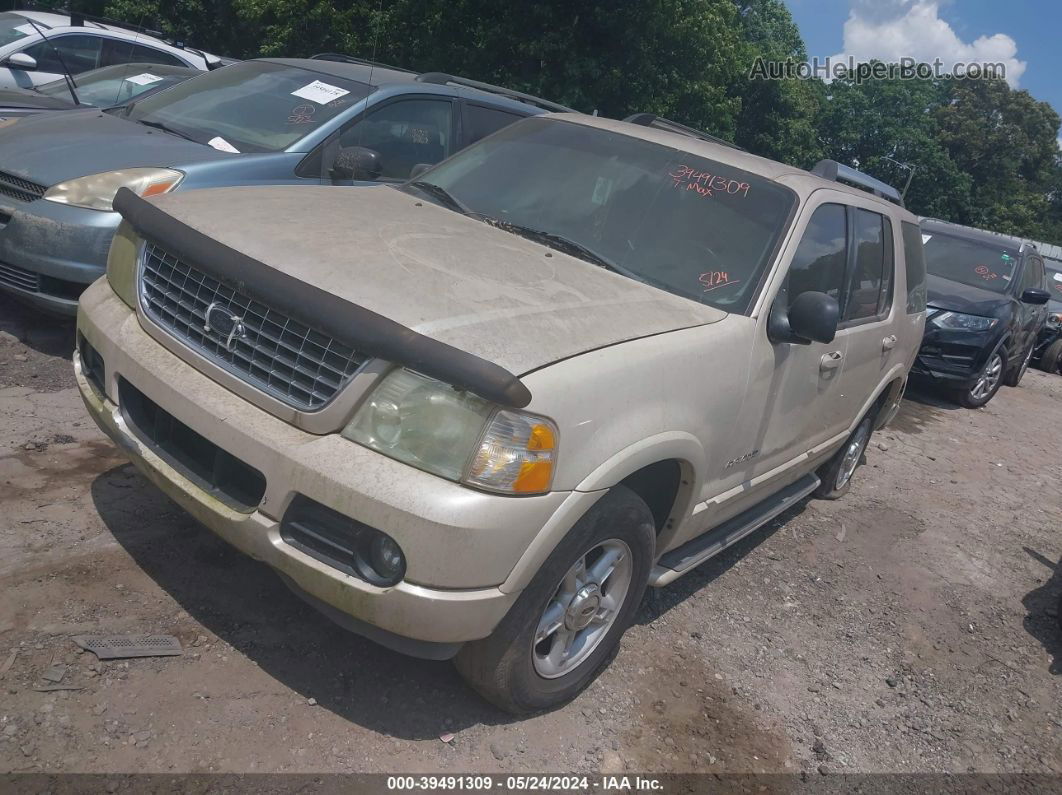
913, 219, 1051, 407
1032, 255, 1062, 374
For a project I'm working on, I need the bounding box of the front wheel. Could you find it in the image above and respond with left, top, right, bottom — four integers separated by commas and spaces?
957, 348, 1006, 408
454, 486, 654, 715
1003, 343, 1034, 387
1040, 339, 1062, 375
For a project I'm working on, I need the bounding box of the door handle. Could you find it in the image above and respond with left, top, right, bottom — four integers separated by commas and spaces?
820, 351, 843, 371
882, 335, 898, 351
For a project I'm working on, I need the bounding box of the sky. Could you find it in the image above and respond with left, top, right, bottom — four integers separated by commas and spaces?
785, 0, 1062, 133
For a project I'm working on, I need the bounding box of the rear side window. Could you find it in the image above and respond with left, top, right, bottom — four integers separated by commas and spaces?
101, 39, 188, 68
843, 209, 893, 322
901, 221, 927, 313
464, 104, 527, 146
1018, 255, 1045, 294
787, 203, 848, 302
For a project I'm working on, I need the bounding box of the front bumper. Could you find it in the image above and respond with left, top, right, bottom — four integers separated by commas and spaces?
75, 280, 586, 655
0, 195, 119, 315
911, 324, 999, 389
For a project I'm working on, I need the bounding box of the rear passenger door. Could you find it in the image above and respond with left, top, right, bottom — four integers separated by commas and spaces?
831, 202, 902, 425
1013, 254, 1047, 359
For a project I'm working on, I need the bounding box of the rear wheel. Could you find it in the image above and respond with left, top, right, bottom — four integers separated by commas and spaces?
814, 412, 874, 500
1040, 339, 1062, 375
454, 486, 654, 715
957, 349, 1006, 408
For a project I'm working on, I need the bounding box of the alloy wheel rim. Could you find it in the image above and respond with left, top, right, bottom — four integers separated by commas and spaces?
970, 353, 1003, 401
532, 539, 633, 679
1018, 346, 1032, 381
836, 420, 871, 491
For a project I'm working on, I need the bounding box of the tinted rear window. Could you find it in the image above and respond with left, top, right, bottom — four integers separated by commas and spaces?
901, 221, 926, 313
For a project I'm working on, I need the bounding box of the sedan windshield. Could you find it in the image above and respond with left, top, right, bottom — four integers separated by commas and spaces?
403, 117, 795, 314
39, 63, 193, 107
923, 230, 1019, 294
125, 61, 373, 153
0, 12, 37, 48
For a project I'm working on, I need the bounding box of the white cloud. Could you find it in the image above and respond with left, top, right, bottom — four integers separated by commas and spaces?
831, 0, 1026, 88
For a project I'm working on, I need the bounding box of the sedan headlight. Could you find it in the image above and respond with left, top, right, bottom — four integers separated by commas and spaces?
342, 368, 558, 495
44, 167, 183, 211
929, 310, 998, 331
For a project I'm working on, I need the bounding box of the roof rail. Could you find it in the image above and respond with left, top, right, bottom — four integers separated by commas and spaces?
811, 160, 904, 207
622, 113, 744, 151
309, 52, 416, 74
67, 11, 165, 40
414, 72, 576, 113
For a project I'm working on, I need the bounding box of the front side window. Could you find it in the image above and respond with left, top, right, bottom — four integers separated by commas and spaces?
125, 61, 374, 153
900, 221, 927, 314
922, 229, 1019, 295
23, 34, 101, 74
843, 208, 893, 322
405, 117, 796, 314
340, 98, 453, 180
786, 203, 848, 304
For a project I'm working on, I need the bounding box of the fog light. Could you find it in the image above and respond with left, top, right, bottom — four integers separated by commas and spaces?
369, 535, 405, 583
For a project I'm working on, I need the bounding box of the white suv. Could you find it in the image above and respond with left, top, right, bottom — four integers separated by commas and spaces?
75, 113, 927, 713
0, 10, 223, 89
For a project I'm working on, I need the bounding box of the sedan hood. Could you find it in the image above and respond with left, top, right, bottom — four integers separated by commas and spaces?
926, 273, 1010, 316
146, 185, 725, 375
0, 109, 232, 186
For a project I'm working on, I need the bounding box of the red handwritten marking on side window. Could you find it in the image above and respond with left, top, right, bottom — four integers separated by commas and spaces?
669, 165, 750, 199
699, 271, 741, 292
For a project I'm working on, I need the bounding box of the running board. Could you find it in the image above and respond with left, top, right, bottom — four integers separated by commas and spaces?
648, 473, 820, 587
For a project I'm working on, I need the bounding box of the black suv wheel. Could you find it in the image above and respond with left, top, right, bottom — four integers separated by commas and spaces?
957, 348, 1006, 408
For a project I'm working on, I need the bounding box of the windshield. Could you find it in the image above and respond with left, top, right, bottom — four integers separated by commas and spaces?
125, 61, 373, 153
404, 117, 796, 313
1047, 261, 1062, 310
38, 63, 192, 107
922, 230, 1019, 295
0, 12, 38, 48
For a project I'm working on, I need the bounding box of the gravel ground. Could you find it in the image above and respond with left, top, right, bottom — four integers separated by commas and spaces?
1, 292, 1060, 776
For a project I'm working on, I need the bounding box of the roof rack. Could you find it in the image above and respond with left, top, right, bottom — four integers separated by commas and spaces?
309, 52, 416, 74
622, 113, 744, 150
811, 160, 904, 207
415, 72, 576, 113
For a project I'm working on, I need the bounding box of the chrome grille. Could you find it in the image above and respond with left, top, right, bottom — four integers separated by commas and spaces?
139, 244, 365, 410
0, 260, 39, 292
0, 170, 46, 203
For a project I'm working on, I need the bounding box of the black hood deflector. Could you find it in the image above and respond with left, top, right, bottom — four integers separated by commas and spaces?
113, 188, 533, 409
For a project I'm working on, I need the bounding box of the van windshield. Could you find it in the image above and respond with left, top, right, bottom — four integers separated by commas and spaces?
403, 117, 796, 314
923, 230, 1019, 294
125, 61, 373, 153
1047, 263, 1062, 310
0, 13, 37, 48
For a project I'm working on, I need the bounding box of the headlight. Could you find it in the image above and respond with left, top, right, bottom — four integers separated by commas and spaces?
342, 368, 558, 495
1048, 313, 1061, 329
44, 167, 183, 211
929, 310, 998, 331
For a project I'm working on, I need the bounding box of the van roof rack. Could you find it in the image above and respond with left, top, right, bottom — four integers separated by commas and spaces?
309, 52, 416, 74
811, 160, 904, 207
415, 72, 576, 113
622, 113, 744, 150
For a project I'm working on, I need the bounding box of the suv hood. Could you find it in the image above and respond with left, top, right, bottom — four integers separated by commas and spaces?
146, 185, 726, 375
926, 273, 1010, 316
0, 108, 232, 185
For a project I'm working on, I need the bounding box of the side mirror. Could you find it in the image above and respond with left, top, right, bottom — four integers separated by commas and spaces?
408, 163, 432, 180
768, 290, 840, 345
5, 53, 38, 71
1021, 288, 1051, 305
331, 146, 382, 181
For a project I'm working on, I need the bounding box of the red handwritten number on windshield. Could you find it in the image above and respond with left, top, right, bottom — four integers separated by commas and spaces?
669, 165, 750, 199
975, 264, 999, 281
700, 271, 740, 292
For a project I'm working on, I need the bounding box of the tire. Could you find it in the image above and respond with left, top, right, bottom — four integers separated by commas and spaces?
1003, 342, 1034, 387
956, 347, 1007, 408
1040, 339, 1062, 375
814, 412, 874, 500
454, 485, 654, 715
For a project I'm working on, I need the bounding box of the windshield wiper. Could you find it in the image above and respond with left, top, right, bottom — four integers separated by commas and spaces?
135, 119, 197, 143
406, 180, 470, 215
478, 217, 622, 272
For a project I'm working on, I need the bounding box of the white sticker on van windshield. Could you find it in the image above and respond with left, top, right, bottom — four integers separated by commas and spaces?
208, 136, 240, 153
921, 234, 932, 244
1054, 271, 1062, 282
13, 24, 37, 36
124, 73, 164, 86
291, 80, 349, 105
